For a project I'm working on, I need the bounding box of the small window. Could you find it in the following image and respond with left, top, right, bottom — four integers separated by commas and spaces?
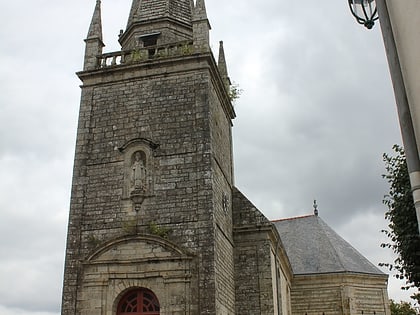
139, 32, 161, 57
142, 36, 158, 47
117, 288, 160, 315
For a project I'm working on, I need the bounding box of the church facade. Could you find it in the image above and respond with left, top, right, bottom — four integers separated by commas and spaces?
61, 1, 390, 314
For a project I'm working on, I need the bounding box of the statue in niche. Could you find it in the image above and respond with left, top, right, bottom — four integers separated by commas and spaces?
130, 151, 147, 192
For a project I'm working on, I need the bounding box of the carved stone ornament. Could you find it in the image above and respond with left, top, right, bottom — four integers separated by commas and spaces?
119, 138, 158, 206
130, 151, 147, 190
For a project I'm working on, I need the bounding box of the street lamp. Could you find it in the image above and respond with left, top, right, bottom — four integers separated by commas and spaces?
348, 0, 379, 29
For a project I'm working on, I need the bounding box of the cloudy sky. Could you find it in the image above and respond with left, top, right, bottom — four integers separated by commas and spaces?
0, 0, 416, 314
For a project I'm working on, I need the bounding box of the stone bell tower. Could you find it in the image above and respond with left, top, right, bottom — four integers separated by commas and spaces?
61, 0, 236, 314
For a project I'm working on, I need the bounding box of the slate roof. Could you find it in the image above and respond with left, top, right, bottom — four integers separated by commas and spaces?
272, 215, 384, 276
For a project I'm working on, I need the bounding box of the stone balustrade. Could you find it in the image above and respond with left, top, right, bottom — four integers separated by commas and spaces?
97, 41, 196, 69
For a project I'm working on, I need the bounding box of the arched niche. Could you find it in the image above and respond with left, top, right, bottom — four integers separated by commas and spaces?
118, 138, 159, 203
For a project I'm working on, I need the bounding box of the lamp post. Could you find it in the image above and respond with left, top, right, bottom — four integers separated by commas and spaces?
348, 0, 379, 29
348, 0, 420, 233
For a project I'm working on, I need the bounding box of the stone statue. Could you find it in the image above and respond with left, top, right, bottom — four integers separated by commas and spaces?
131, 151, 147, 191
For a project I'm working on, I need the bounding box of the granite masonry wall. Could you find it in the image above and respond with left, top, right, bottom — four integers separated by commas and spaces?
62, 51, 236, 315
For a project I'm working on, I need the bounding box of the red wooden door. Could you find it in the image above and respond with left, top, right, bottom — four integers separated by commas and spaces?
118, 288, 160, 315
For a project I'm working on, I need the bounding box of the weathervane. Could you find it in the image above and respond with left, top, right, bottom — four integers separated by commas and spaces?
313, 200, 319, 216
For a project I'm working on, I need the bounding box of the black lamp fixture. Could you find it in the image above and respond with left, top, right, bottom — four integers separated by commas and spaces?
348, 0, 379, 29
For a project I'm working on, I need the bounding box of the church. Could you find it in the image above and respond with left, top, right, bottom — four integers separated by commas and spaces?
61, 1, 391, 314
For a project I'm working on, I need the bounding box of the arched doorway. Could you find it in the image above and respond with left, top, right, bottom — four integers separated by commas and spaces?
117, 288, 160, 315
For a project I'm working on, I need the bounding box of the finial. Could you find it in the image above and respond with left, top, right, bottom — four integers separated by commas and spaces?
126, 0, 141, 28
195, 0, 208, 19
86, 0, 103, 41
313, 200, 319, 216
218, 41, 231, 90
84, 0, 104, 70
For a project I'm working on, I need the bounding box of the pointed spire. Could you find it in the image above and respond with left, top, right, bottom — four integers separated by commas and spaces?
193, 0, 208, 20
126, 0, 193, 27
218, 41, 231, 90
192, 0, 210, 51
121, 0, 193, 49
86, 0, 103, 41
126, 0, 140, 29
84, 0, 104, 71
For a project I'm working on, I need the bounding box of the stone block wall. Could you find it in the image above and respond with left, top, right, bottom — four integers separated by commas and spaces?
290, 273, 391, 315
233, 232, 275, 315
62, 53, 236, 315
232, 188, 293, 315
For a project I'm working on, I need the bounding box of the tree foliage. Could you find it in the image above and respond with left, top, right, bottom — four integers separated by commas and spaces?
389, 300, 418, 315
228, 82, 242, 104
381, 145, 420, 303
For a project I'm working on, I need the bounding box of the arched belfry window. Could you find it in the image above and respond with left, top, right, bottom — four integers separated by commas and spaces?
117, 288, 160, 315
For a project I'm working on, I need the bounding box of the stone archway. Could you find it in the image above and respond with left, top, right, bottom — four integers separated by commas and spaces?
117, 288, 160, 315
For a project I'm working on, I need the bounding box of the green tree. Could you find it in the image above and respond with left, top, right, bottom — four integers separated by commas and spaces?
228, 82, 242, 104
381, 145, 420, 303
389, 299, 418, 315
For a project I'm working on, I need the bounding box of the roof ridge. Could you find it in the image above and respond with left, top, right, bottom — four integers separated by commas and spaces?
271, 214, 315, 223
317, 219, 347, 272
